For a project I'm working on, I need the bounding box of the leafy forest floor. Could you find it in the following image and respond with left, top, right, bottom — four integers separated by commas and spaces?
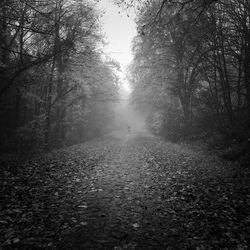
1, 131, 250, 250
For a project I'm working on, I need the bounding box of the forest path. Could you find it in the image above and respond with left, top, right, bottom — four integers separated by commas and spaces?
59, 132, 169, 249
1, 133, 250, 249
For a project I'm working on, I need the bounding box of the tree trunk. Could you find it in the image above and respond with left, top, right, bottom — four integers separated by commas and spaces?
245, 2, 250, 126
44, 60, 55, 151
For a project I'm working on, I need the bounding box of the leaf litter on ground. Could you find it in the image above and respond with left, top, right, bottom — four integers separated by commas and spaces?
0, 136, 249, 249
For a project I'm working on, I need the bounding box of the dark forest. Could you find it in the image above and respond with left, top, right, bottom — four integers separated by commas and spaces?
1, 0, 250, 249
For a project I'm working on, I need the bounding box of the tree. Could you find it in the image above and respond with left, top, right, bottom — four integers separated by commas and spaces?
0, 0, 119, 153
129, 0, 250, 147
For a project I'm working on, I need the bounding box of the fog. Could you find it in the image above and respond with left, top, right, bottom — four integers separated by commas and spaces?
110, 83, 151, 137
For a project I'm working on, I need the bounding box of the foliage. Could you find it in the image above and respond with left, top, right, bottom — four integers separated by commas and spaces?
129, 0, 250, 159
16, 115, 46, 152
0, 0, 119, 153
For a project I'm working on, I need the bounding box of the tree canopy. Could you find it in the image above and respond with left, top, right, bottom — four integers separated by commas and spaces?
129, 0, 250, 149
0, 0, 119, 152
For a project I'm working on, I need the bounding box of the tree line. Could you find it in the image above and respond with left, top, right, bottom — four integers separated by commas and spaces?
0, 0, 119, 153
128, 0, 250, 159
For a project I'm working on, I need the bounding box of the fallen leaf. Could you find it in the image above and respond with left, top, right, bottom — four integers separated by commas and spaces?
132, 223, 140, 228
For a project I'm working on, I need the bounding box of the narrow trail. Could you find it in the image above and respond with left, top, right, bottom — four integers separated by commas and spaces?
1, 132, 249, 249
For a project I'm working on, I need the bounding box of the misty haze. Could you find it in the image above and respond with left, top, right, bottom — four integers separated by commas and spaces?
0, 0, 250, 249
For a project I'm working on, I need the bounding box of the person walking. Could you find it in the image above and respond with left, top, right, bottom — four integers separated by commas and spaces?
128, 125, 131, 134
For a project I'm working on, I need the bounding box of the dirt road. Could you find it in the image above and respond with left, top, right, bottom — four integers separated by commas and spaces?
1, 132, 249, 249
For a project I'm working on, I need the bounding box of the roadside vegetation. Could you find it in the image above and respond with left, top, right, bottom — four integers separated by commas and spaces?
0, 0, 119, 154
127, 0, 250, 166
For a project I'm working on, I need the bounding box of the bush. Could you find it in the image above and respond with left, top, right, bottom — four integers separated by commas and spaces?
0, 115, 46, 155
161, 106, 185, 141
17, 116, 45, 153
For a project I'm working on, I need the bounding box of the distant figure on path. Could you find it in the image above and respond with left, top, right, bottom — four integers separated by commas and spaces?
128, 125, 131, 134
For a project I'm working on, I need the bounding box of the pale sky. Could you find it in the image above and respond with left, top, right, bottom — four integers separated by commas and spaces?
98, 0, 136, 68
96, 0, 136, 94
